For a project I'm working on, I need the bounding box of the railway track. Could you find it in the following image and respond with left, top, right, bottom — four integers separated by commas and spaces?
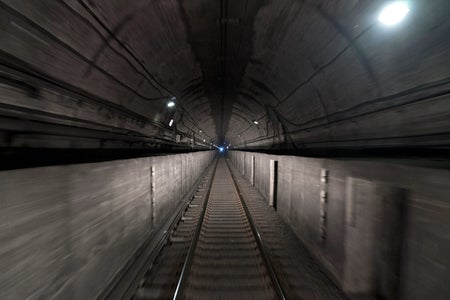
133, 158, 285, 300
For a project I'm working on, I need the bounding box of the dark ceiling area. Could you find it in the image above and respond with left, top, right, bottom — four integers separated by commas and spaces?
0, 0, 449, 154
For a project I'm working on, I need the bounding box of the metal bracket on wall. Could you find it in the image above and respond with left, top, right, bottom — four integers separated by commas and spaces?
320, 168, 329, 242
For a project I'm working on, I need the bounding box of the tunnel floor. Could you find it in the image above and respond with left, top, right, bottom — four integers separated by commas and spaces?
132, 158, 347, 299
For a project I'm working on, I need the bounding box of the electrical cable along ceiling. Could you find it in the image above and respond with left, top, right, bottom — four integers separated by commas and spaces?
0, 0, 449, 151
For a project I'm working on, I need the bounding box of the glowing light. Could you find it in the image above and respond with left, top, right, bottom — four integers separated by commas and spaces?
203, 139, 206, 142
167, 101, 175, 107
253, 120, 259, 125
169, 119, 174, 127
378, 1, 410, 26
219, 147, 224, 152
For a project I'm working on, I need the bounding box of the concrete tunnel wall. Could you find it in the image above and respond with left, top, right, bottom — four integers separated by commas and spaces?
229, 151, 450, 300
0, 151, 214, 300
1, 1, 449, 150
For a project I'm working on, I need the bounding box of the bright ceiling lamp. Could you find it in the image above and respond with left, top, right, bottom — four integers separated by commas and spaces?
167, 96, 176, 107
378, 1, 410, 26
169, 119, 174, 127
253, 120, 259, 125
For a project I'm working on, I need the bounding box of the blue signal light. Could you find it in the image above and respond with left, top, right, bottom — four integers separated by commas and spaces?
219, 147, 224, 152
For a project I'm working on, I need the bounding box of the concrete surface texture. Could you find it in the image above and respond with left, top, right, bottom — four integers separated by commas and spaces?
0, 1, 449, 149
0, 0, 449, 298
0, 151, 214, 300
229, 151, 450, 300
228, 161, 349, 299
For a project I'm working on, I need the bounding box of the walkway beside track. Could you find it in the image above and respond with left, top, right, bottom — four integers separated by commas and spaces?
228, 159, 348, 300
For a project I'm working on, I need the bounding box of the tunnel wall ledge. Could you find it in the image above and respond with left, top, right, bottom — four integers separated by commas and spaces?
229, 150, 450, 300
0, 151, 215, 300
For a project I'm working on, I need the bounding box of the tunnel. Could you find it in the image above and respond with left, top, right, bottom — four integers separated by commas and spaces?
0, 0, 449, 299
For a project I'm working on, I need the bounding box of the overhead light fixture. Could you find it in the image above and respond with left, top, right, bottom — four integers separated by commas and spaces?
219, 147, 224, 152
378, 1, 410, 26
203, 139, 206, 142
169, 119, 174, 127
199, 130, 202, 133
167, 101, 175, 108
253, 120, 259, 125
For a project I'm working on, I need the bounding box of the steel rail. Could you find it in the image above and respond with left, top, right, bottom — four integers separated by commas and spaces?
226, 159, 287, 300
99, 157, 217, 300
172, 159, 218, 300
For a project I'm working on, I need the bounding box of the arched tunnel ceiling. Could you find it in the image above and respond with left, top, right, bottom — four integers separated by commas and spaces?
0, 0, 449, 150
